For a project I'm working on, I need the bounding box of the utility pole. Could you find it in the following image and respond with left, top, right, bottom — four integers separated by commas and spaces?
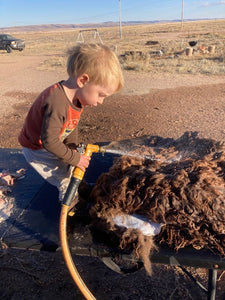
180, 0, 184, 48
119, 0, 122, 39
181, 0, 184, 30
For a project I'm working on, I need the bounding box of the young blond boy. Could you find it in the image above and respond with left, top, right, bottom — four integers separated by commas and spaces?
18, 43, 124, 202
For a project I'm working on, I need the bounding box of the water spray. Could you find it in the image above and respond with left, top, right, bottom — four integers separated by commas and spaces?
101, 144, 183, 164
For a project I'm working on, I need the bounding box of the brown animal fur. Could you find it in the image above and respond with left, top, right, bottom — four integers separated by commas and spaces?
89, 132, 225, 273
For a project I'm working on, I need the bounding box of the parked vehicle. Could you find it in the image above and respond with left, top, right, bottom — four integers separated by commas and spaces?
0, 34, 25, 53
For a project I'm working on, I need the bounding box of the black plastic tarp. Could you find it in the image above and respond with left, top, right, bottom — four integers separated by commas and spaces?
1, 148, 225, 272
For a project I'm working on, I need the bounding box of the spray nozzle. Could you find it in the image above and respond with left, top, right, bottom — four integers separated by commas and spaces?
99, 146, 107, 155
76, 144, 106, 155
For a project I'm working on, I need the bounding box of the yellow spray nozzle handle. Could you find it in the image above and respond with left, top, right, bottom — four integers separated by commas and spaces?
72, 144, 100, 180
84, 144, 100, 156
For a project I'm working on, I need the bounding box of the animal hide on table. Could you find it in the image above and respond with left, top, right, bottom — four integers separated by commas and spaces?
89, 132, 225, 274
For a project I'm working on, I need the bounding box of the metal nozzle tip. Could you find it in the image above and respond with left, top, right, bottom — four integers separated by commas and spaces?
99, 146, 106, 153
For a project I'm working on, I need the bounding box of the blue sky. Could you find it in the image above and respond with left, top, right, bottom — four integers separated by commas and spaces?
0, 0, 224, 28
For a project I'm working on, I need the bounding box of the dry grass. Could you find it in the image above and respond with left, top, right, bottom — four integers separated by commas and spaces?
13, 19, 225, 75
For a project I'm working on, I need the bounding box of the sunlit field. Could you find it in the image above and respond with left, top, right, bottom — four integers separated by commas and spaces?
3, 19, 225, 75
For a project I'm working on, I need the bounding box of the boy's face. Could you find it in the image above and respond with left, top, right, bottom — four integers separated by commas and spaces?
76, 74, 117, 107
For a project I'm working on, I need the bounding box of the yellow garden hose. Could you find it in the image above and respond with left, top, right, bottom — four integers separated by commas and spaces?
59, 144, 104, 300
59, 204, 96, 300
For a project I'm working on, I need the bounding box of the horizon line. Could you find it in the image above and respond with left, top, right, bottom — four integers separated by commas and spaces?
1, 17, 224, 30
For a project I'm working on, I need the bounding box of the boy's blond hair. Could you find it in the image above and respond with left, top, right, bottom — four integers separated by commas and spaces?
67, 43, 124, 92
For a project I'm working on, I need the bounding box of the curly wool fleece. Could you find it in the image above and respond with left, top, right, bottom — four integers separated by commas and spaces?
89, 132, 225, 274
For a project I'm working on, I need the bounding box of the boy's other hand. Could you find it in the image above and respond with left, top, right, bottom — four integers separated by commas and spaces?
77, 154, 91, 171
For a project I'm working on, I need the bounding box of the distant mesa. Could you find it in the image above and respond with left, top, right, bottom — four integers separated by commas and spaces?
0, 18, 223, 33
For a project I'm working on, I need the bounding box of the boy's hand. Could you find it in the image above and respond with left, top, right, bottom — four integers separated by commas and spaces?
76, 155, 91, 171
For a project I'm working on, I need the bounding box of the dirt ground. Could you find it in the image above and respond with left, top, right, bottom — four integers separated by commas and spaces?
1, 52, 225, 299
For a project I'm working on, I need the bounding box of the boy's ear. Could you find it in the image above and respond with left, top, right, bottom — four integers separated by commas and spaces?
77, 74, 89, 88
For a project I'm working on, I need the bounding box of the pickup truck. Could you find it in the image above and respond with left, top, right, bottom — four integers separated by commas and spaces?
0, 34, 25, 53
